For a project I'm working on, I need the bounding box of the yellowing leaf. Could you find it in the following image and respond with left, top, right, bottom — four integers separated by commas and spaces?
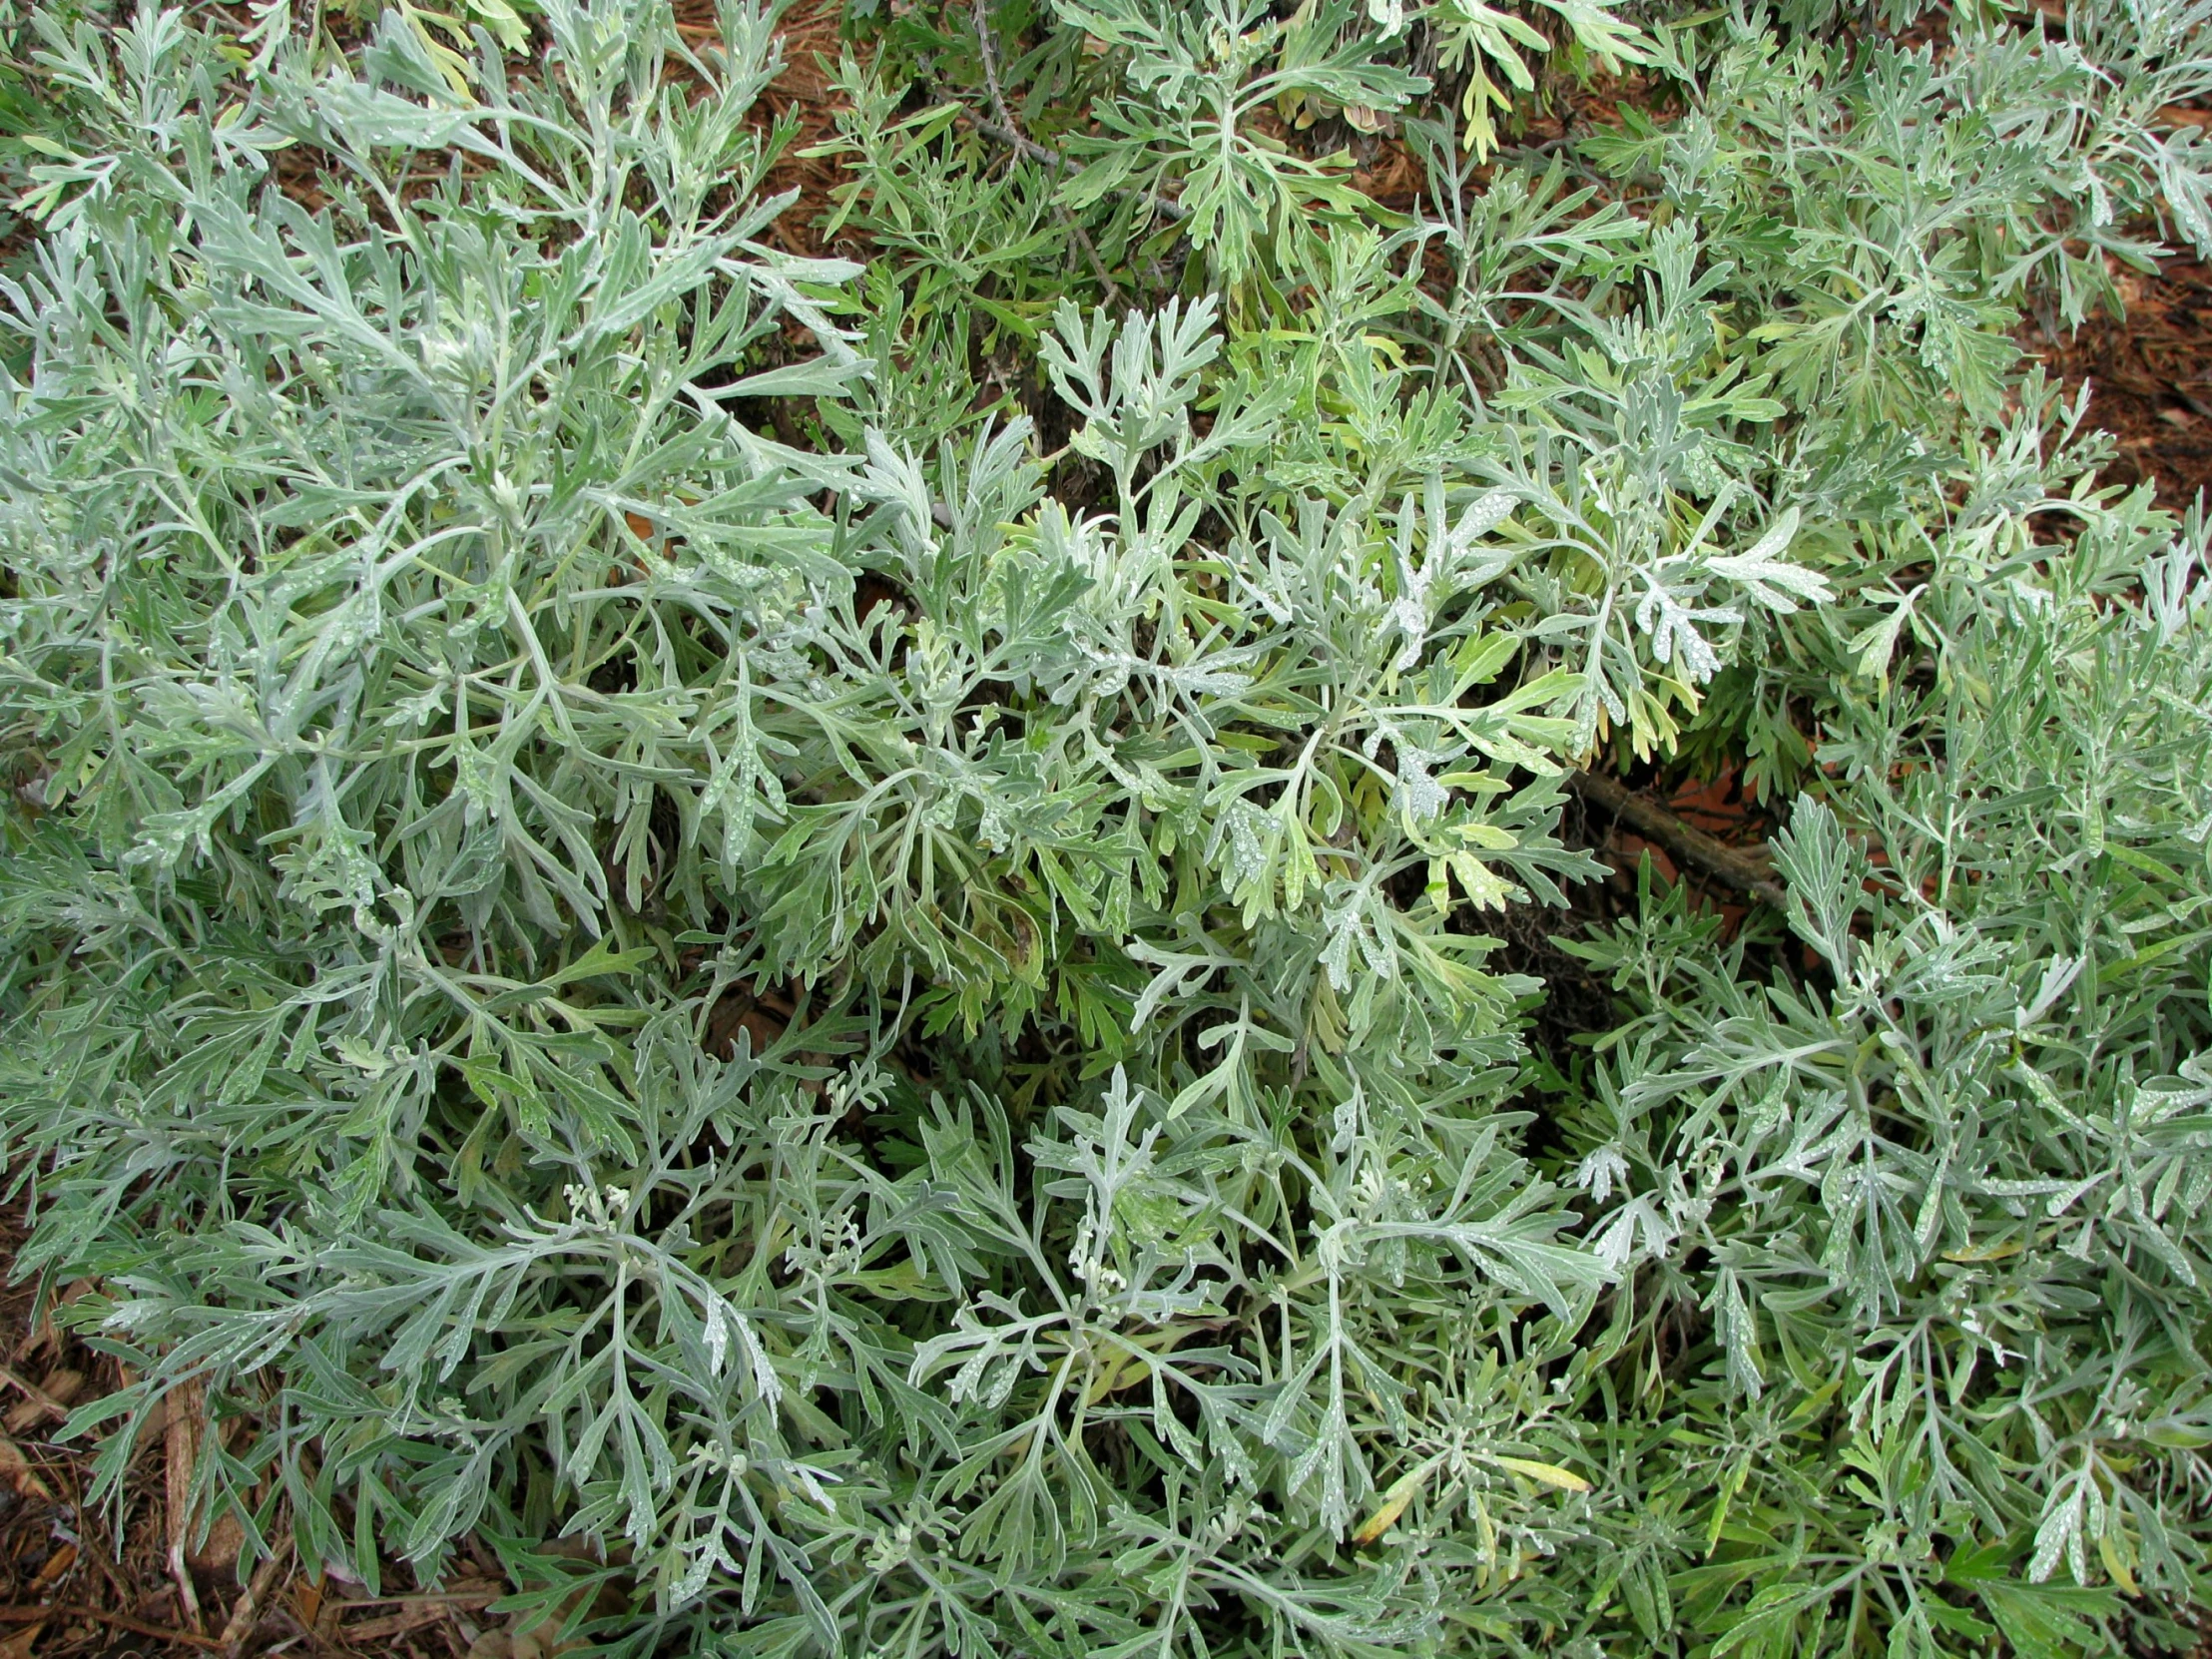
1942, 1236, 2025, 1264
1354, 1459, 1436, 1545
1489, 1456, 1592, 1493
2097, 1534, 2138, 1595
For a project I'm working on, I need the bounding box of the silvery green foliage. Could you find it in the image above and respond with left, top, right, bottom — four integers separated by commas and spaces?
1556, 496, 2212, 1656
1, 0, 2211, 1654
0, 1, 1609, 1647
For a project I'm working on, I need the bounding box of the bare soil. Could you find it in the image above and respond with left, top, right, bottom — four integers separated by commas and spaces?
2034, 253, 2212, 511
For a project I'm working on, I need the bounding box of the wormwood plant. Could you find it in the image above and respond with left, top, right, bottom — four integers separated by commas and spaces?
0, 0, 2209, 1654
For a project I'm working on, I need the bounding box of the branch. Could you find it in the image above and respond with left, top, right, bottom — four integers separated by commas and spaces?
971, 9, 1127, 309
960, 108, 1193, 225
1568, 771, 1789, 908
951, 9, 1190, 234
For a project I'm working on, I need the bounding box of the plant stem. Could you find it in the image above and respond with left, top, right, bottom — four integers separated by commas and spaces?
1567, 771, 1790, 908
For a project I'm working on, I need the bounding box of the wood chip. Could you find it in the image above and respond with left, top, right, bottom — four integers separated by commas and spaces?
0, 1437, 52, 1502
0, 1365, 71, 1431
3, 1368, 80, 1434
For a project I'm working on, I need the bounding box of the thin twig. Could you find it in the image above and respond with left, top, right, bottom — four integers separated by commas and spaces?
44, 1441, 134, 1612
327, 1583, 506, 1607
274, 1603, 349, 1659
962, 108, 1191, 223
166, 1379, 207, 1635
336, 1600, 500, 1643
0, 1604, 227, 1649
971, 4, 1128, 308
951, 6, 1189, 230
969, 111, 1064, 174
1568, 771, 1790, 908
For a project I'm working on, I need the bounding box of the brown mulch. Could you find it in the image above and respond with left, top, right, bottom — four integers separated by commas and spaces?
2033, 252, 2212, 511
0, 1211, 523, 1659
683, 0, 850, 257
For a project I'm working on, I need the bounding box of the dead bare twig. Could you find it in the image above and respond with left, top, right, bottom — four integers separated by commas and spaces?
1568, 771, 1790, 909
972, 8, 1129, 309
0, 1603, 226, 1649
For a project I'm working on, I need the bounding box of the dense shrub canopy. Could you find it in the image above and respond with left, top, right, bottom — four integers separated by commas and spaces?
0, 0, 2209, 1653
